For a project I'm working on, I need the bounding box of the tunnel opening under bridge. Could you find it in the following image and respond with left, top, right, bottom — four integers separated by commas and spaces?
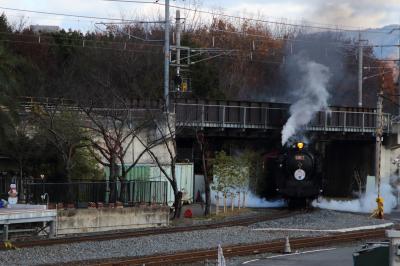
177, 134, 377, 200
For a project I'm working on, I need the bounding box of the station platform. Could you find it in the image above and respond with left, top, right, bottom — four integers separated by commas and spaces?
0, 204, 57, 240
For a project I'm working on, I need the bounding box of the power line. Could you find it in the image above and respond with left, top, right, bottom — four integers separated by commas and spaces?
101, 0, 395, 33
0, 6, 140, 22
1, 4, 395, 46
0, 37, 164, 54
0, 35, 288, 64
0, 3, 372, 33
211, 28, 360, 47
0, 30, 165, 48
102, 0, 159, 3
0, 5, 392, 66
382, 94, 400, 108
0, 2, 396, 36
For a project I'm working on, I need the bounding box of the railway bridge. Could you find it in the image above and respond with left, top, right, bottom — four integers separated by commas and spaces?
173, 100, 391, 134
18, 97, 399, 198
20, 96, 392, 134
171, 99, 399, 199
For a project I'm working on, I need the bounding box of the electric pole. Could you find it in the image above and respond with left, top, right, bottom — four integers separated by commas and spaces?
374, 70, 384, 219
176, 10, 181, 80
358, 31, 364, 107
398, 39, 400, 115
164, 0, 170, 111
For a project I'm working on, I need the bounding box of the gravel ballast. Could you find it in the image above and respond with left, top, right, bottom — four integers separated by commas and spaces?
251, 209, 391, 230
0, 209, 394, 266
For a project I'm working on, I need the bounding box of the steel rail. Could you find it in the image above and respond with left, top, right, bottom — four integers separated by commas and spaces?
73, 227, 389, 266
0, 210, 296, 250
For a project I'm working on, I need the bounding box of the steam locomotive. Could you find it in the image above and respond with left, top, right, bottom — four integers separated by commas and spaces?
275, 142, 323, 208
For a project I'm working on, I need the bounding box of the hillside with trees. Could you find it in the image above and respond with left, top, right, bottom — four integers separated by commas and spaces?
0, 12, 396, 185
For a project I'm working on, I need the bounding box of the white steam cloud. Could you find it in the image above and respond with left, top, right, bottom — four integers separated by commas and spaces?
208, 189, 285, 208
312, 182, 397, 214
281, 59, 331, 146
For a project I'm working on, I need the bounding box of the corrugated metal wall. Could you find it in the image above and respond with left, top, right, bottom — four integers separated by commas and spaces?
105, 163, 194, 206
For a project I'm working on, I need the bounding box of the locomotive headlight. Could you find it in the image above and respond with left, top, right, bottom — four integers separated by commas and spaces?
294, 169, 306, 180
297, 142, 304, 149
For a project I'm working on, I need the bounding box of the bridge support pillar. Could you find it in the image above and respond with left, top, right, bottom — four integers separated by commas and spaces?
380, 134, 400, 185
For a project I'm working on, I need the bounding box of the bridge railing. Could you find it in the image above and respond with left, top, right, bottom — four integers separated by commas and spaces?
174, 103, 390, 133
308, 110, 390, 132
174, 103, 288, 129
17, 98, 391, 133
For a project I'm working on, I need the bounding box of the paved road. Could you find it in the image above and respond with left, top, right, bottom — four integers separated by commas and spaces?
241, 246, 356, 266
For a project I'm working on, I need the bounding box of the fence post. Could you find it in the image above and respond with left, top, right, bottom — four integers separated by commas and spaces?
132, 181, 135, 204
362, 113, 365, 132
115, 182, 118, 203
222, 105, 225, 128
77, 183, 80, 206
343, 112, 347, 131
149, 182, 153, 204
243, 107, 247, 128
324, 111, 328, 131
387, 114, 390, 133
201, 105, 205, 127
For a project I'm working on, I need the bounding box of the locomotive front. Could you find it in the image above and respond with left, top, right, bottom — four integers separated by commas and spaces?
276, 142, 323, 206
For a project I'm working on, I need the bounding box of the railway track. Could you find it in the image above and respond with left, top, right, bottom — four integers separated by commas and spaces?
74, 227, 388, 266
0, 210, 296, 250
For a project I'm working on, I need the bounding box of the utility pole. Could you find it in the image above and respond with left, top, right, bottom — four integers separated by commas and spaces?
373, 70, 384, 219
398, 39, 400, 115
164, 0, 170, 111
175, 10, 181, 81
358, 32, 364, 107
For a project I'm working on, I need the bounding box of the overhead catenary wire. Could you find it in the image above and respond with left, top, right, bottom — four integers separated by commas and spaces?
0, 6, 143, 22
0, 3, 393, 34
0, 4, 395, 68
0, 30, 165, 48
0, 34, 383, 67
0, 37, 164, 54
381, 94, 400, 108
1, 4, 398, 50
0, 35, 292, 65
101, 0, 396, 34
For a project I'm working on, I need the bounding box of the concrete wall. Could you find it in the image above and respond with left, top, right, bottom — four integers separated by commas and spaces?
124, 132, 174, 165
94, 114, 175, 171
380, 134, 400, 183
57, 206, 169, 235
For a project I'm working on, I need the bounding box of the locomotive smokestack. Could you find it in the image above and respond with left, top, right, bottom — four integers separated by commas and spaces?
281, 57, 331, 146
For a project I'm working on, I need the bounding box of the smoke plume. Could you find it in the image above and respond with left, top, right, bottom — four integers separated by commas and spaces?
281, 58, 331, 145
312, 182, 397, 214
207, 189, 285, 208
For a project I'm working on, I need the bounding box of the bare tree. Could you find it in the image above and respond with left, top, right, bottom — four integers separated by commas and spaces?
196, 130, 212, 216
31, 102, 87, 203
135, 111, 183, 218
32, 102, 87, 183
80, 90, 162, 203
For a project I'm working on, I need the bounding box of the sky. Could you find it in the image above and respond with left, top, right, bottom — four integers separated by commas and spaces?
0, 0, 399, 33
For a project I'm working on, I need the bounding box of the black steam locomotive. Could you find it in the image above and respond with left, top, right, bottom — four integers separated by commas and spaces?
275, 142, 323, 207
